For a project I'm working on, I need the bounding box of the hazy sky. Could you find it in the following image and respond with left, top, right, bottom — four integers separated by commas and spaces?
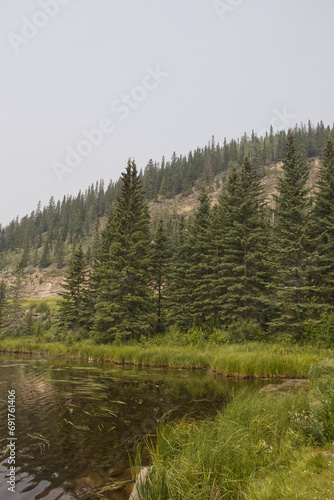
1, 0, 333, 226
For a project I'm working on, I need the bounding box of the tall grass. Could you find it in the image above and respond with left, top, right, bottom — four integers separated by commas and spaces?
0, 337, 331, 378
138, 358, 334, 499
139, 391, 307, 499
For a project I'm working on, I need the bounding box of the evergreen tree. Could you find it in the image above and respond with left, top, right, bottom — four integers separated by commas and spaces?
58, 245, 88, 333
217, 158, 269, 326
151, 220, 170, 332
55, 237, 65, 269
0, 280, 7, 330
22, 244, 30, 267
309, 139, 334, 309
168, 190, 217, 329
21, 312, 35, 337
270, 132, 311, 335
92, 160, 155, 342
40, 239, 51, 268
9, 259, 26, 328
166, 217, 190, 330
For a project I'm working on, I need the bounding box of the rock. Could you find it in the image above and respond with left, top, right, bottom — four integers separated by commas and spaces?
260, 379, 309, 393
128, 466, 152, 500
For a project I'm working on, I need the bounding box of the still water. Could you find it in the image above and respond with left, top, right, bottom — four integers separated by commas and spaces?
0, 354, 274, 499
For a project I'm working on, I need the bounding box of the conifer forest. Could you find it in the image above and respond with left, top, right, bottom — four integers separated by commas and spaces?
1, 122, 334, 346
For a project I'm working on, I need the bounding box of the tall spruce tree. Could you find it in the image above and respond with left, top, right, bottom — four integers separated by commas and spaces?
309, 139, 334, 309
166, 217, 189, 330
217, 158, 269, 326
40, 239, 51, 268
151, 219, 170, 332
91, 160, 155, 342
168, 190, 217, 329
0, 280, 7, 330
58, 245, 88, 334
186, 189, 217, 327
12, 259, 25, 325
270, 132, 311, 335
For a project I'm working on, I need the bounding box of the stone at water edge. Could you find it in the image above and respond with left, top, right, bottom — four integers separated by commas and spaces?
129, 466, 152, 500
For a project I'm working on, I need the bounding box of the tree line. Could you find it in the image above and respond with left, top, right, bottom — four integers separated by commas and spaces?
53, 132, 334, 344
0, 121, 332, 272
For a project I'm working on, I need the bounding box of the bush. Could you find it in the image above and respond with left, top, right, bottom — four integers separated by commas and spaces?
184, 326, 207, 345
309, 359, 334, 441
290, 359, 334, 445
290, 407, 325, 445
34, 301, 51, 315
207, 327, 228, 345
160, 325, 207, 346
301, 312, 334, 348
226, 321, 266, 343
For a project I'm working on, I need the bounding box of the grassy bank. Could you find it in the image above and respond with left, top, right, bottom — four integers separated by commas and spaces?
0, 337, 332, 378
139, 359, 334, 499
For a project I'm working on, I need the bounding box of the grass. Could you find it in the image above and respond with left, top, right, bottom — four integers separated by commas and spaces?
21, 297, 60, 313
0, 337, 331, 378
245, 449, 334, 499
138, 379, 334, 499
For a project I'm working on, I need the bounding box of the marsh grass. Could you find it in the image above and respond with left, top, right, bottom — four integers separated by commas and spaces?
244, 446, 334, 499
138, 358, 334, 500
139, 391, 309, 499
0, 338, 330, 378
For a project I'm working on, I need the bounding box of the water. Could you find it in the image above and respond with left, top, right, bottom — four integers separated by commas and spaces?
0, 354, 274, 499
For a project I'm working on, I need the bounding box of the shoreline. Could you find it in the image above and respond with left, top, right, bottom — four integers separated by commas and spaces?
0, 339, 329, 379
0, 347, 303, 379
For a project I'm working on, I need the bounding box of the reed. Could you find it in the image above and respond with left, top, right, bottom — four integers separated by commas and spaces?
0, 337, 331, 378
138, 358, 334, 499
138, 390, 305, 499
139, 387, 334, 499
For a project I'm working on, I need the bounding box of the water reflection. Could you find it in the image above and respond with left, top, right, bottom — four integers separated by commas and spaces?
0, 355, 273, 499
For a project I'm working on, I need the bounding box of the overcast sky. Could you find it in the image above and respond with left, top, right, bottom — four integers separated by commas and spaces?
1, 0, 333, 226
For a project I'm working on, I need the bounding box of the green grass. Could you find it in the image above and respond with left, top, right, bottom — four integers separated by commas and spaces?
245, 449, 334, 499
21, 297, 60, 312
0, 337, 331, 378
138, 387, 334, 499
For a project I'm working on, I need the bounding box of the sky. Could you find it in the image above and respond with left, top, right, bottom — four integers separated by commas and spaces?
1, 0, 333, 226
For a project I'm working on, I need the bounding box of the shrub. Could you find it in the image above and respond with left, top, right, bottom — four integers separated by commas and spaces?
290, 359, 334, 445
208, 327, 228, 345
226, 321, 266, 343
301, 313, 334, 348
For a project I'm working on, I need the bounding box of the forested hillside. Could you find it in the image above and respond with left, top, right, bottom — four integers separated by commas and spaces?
1, 122, 334, 346
0, 121, 332, 273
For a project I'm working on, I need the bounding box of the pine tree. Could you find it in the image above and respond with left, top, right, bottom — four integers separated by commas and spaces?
55, 237, 65, 269
151, 220, 170, 332
270, 132, 312, 335
309, 139, 334, 309
58, 245, 88, 333
92, 160, 155, 342
167, 217, 191, 330
22, 244, 30, 267
217, 158, 270, 326
168, 190, 217, 329
21, 312, 35, 337
0, 280, 7, 330
40, 239, 51, 268
186, 189, 217, 327
9, 259, 26, 327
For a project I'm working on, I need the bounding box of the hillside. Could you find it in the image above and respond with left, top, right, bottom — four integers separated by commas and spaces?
150, 156, 322, 219
1, 156, 322, 300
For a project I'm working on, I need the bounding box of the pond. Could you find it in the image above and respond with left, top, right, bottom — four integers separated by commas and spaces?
0, 354, 275, 499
